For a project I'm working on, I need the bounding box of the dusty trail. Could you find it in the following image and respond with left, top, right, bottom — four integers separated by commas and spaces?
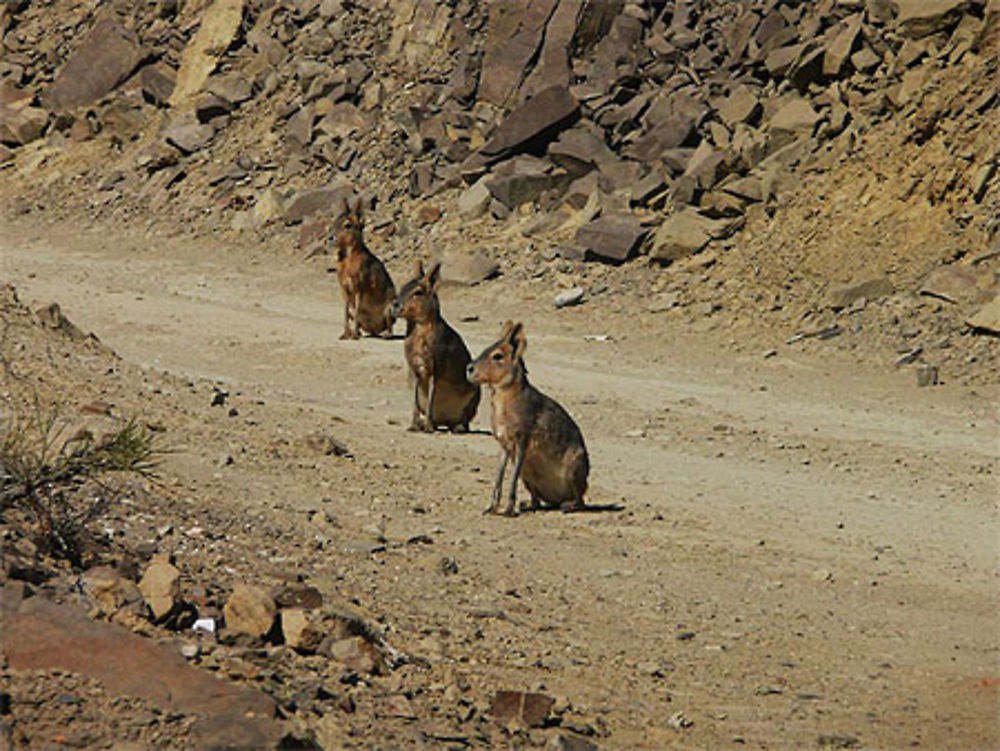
4, 223, 998, 748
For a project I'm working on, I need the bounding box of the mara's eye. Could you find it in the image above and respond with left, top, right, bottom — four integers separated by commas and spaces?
491, 352, 504, 361
413, 288, 424, 296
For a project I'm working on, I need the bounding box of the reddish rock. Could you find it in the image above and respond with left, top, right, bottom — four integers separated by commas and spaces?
418, 205, 443, 225
1, 589, 281, 748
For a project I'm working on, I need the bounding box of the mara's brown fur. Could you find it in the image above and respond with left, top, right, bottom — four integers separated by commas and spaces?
334, 197, 395, 339
392, 261, 480, 432
467, 321, 589, 516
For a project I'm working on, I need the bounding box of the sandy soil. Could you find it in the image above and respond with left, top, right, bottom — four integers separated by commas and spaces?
3, 219, 998, 749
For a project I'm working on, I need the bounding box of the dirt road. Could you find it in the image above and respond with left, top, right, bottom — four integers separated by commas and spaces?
4, 221, 998, 749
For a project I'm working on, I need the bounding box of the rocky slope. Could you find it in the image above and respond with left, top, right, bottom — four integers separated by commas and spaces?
1, 0, 998, 383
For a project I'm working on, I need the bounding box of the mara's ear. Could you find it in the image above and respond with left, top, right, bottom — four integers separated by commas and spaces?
413, 259, 425, 278
509, 321, 526, 361
353, 196, 364, 217
426, 262, 442, 290
498, 320, 515, 341
341, 196, 351, 214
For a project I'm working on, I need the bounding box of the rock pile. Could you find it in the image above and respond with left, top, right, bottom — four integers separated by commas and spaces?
1, 0, 996, 263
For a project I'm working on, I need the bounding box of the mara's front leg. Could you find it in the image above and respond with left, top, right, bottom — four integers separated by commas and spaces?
424, 377, 437, 432
340, 291, 358, 340
408, 377, 431, 432
488, 450, 508, 515
502, 442, 526, 517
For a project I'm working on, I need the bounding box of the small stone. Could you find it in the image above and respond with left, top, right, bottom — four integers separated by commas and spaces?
966, 294, 1000, 334
457, 177, 492, 219
668, 711, 693, 729
272, 584, 323, 610
418, 205, 443, 225
817, 734, 860, 749
81, 566, 143, 616
550, 733, 599, 751
163, 121, 214, 154
180, 643, 200, 659
916, 364, 939, 387
490, 690, 554, 728
253, 188, 286, 227
223, 584, 277, 639
555, 287, 585, 309
138, 555, 180, 621
0, 106, 48, 146
326, 636, 379, 674
651, 209, 735, 263
280, 608, 324, 653
648, 292, 681, 312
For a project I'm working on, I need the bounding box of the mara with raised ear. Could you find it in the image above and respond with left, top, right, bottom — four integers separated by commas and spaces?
467, 321, 589, 516
391, 261, 480, 432
334, 197, 396, 339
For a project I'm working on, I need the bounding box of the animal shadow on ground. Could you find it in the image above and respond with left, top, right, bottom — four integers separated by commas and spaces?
519, 501, 625, 514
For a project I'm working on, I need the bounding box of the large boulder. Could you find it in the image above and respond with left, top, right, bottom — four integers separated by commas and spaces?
651, 209, 735, 263
478, 0, 561, 107
0, 106, 48, 146
573, 215, 646, 264
478, 85, 580, 165
170, 0, 247, 109
46, 19, 142, 110
895, 0, 969, 38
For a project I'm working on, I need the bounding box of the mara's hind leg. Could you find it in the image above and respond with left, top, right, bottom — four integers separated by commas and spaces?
560, 479, 587, 513
380, 310, 395, 339
454, 388, 479, 434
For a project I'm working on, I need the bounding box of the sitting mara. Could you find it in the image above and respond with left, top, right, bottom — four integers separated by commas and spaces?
334, 197, 395, 339
467, 321, 588, 516
392, 261, 480, 432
